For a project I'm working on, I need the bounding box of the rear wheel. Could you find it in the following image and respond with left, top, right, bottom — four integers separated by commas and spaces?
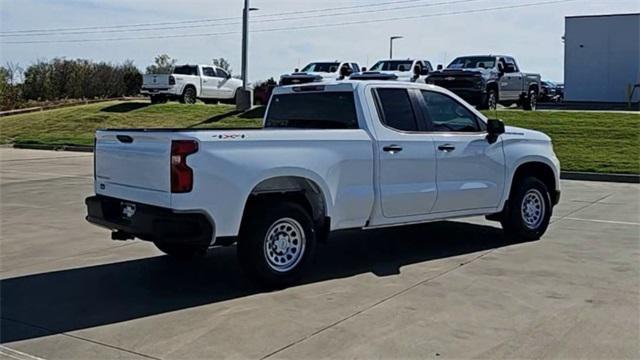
501, 177, 552, 241
180, 87, 197, 104
154, 241, 207, 259
237, 201, 316, 287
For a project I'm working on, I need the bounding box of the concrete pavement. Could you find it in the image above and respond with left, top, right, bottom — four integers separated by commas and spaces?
0, 148, 638, 359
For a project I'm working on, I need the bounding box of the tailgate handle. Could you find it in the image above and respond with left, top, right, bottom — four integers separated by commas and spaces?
116, 135, 134, 143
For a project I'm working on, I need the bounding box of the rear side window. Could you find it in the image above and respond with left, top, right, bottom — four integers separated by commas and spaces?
174, 66, 198, 76
265, 92, 358, 129
375, 88, 418, 132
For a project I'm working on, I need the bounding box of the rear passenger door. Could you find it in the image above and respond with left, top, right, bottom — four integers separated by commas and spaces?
418, 90, 505, 213
371, 87, 438, 218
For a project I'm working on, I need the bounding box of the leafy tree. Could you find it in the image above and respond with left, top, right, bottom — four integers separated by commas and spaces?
212, 57, 232, 75
146, 54, 176, 74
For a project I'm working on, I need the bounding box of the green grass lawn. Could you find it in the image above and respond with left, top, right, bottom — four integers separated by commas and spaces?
486, 110, 639, 174
1, 100, 638, 174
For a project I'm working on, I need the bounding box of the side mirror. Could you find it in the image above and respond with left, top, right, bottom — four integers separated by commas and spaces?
486, 119, 505, 143
437, 64, 443, 70
294, 68, 299, 73
421, 68, 430, 75
413, 65, 421, 77
361, 67, 367, 72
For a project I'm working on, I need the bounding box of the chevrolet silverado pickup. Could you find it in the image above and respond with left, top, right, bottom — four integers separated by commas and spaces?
86, 81, 560, 286
351, 59, 432, 82
279, 61, 361, 85
142, 64, 243, 104
426, 55, 541, 110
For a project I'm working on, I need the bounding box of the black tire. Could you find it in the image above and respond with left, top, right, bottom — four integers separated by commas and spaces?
237, 201, 316, 288
523, 89, 537, 111
501, 177, 552, 241
154, 241, 207, 259
150, 95, 161, 104
181, 86, 197, 104
479, 88, 498, 110
234, 89, 242, 105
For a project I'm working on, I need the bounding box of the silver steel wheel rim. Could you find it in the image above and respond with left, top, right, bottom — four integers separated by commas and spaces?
530, 93, 537, 110
521, 189, 545, 229
186, 89, 195, 104
264, 218, 306, 273
489, 92, 497, 110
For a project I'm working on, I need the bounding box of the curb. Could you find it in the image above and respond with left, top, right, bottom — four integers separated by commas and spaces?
7, 144, 640, 184
560, 171, 640, 184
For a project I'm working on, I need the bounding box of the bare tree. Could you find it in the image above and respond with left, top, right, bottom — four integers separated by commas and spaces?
212, 57, 232, 75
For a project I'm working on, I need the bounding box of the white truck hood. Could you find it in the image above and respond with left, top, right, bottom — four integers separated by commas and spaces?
504, 125, 551, 142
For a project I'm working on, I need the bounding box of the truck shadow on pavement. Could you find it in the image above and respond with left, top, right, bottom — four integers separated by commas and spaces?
1, 220, 523, 344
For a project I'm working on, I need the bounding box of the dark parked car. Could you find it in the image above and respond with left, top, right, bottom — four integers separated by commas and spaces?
540, 81, 564, 102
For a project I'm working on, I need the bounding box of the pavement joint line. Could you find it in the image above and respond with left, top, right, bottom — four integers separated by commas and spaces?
260, 249, 496, 359
0, 155, 92, 163
550, 193, 613, 225
0, 175, 94, 186
0, 317, 161, 360
562, 217, 640, 226
0, 169, 93, 179
0, 345, 46, 360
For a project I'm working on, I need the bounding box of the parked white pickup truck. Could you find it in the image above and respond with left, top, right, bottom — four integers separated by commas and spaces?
351, 59, 433, 82
141, 64, 243, 104
279, 61, 361, 85
86, 81, 560, 286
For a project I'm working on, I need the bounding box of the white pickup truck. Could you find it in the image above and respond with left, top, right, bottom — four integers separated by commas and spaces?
279, 61, 361, 85
86, 81, 561, 286
351, 59, 433, 82
141, 64, 243, 104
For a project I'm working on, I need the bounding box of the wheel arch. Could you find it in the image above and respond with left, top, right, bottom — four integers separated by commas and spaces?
183, 83, 198, 96
241, 176, 331, 241
508, 161, 558, 205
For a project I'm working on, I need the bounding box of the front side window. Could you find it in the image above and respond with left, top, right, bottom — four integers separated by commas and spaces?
265, 91, 358, 129
351, 63, 361, 73
215, 68, 229, 78
421, 91, 481, 132
202, 67, 216, 77
375, 88, 418, 132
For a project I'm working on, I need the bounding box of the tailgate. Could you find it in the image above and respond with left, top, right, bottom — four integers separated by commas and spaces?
95, 131, 171, 206
143, 74, 170, 89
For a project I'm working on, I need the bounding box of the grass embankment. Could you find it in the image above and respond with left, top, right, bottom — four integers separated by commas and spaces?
0, 100, 638, 174
487, 111, 639, 174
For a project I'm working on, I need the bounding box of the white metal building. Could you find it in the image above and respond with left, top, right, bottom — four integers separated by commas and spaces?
564, 13, 640, 103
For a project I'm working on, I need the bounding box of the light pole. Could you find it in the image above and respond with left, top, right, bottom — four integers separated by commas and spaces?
238, 0, 258, 110
241, 0, 258, 90
389, 36, 403, 59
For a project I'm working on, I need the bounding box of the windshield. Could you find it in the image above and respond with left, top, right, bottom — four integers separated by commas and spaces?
447, 56, 496, 69
300, 62, 340, 73
370, 60, 414, 72
265, 92, 358, 129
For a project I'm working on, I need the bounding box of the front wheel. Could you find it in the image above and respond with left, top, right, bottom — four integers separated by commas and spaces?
522, 89, 537, 111
237, 201, 316, 287
501, 177, 552, 241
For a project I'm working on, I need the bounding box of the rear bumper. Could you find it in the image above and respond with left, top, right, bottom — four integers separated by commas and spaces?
85, 195, 213, 245
140, 88, 180, 96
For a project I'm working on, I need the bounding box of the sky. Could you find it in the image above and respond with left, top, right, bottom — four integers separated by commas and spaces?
1, 0, 638, 83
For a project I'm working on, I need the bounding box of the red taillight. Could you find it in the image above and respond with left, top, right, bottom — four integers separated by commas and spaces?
171, 140, 198, 193
169, 75, 176, 85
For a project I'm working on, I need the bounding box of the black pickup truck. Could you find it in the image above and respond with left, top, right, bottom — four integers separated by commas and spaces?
426, 55, 541, 111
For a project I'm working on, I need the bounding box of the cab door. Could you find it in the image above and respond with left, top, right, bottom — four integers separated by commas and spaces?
201, 66, 221, 98
371, 87, 438, 218
418, 90, 505, 213
499, 57, 522, 101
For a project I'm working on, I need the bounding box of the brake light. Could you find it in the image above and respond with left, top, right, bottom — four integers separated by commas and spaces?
169, 75, 176, 85
171, 140, 198, 193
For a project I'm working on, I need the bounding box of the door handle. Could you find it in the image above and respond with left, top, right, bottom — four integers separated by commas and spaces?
383, 145, 403, 153
438, 144, 456, 152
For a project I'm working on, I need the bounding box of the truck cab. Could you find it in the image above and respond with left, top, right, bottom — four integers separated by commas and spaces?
279, 61, 361, 85
351, 59, 432, 82
426, 55, 541, 110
